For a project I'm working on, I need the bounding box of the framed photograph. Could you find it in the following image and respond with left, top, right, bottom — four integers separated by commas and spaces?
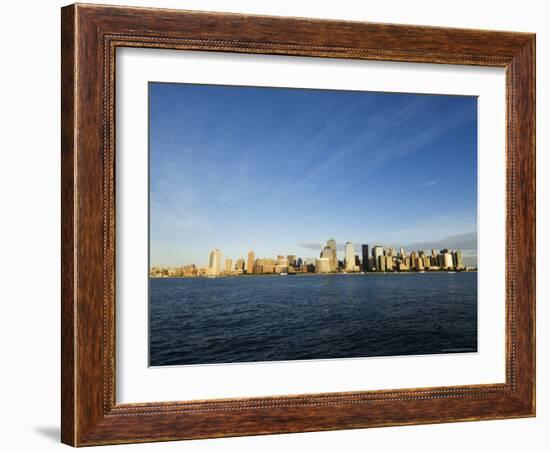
61, 3, 535, 446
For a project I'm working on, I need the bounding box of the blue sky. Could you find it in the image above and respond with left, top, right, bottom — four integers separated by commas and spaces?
149, 82, 478, 267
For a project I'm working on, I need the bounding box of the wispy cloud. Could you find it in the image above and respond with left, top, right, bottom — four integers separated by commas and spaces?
300, 241, 347, 252
419, 180, 440, 187
399, 231, 477, 252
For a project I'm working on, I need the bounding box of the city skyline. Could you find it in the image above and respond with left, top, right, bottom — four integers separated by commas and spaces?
149, 238, 471, 278
149, 83, 478, 268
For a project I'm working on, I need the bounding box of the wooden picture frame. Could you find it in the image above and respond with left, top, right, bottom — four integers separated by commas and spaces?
61, 3, 535, 446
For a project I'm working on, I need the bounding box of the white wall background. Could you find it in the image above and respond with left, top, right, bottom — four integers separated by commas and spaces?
0, 1, 545, 449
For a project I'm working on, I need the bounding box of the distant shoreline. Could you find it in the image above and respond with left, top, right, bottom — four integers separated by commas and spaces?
150, 270, 477, 279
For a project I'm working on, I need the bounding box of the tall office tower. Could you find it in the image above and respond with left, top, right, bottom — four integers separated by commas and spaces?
207, 249, 221, 276
327, 238, 338, 271
372, 245, 384, 270
422, 255, 431, 268
296, 257, 303, 268
287, 255, 297, 267
418, 250, 426, 258
378, 255, 386, 272
431, 249, 439, 266
400, 247, 406, 258
362, 244, 369, 271
247, 250, 255, 274
442, 252, 454, 269
321, 246, 337, 272
439, 249, 450, 268
410, 250, 418, 268
224, 258, 233, 273
453, 250, 463, 269
344, 241, 356, 272
235, 259, 245, 271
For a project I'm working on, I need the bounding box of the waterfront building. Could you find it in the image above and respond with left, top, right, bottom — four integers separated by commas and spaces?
414, 256, 424, 271
431, 249, 439, 266
182, 267, 194, 276
275, 255, 289, 274
247, 250, 255, 274
372, 245, 384, 270
287, 255, 297, 267
344, 241, 357, 272
441, 251, 454, 269
378, 255, 386, 272
224, 258, 233, 273
453, 250, 463, 269
206, 249, 221, 276
235, 259, 245, 271
327, 239, 338, 271
400, 247, 406, 258
355, 255, 361, 268
321, 246, 337, 272
410, 251, 418, 270
362, 244, 369, 271
422, 256, 431, 269
296, 257, 303, 268
315, 257, 331, 273
253, 258, 276, 274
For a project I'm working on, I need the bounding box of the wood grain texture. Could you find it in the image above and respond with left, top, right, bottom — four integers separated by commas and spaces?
61, 3, 536, 446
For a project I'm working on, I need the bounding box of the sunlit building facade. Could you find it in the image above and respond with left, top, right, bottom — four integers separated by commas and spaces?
206, 249, 221, 276
345, 241, 357, 272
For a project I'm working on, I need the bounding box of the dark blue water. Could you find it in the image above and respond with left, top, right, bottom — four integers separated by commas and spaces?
149, 273, 477, 366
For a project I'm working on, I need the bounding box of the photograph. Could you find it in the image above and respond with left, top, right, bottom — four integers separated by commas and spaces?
148, 82, 479, 366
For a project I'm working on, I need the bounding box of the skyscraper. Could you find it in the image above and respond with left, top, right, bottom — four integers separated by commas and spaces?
362, 244, 369, 271
224, 258, 233, 273
372, 245, 384, 270
344, 241, 356, 272
247, 250, 255, 274
441, 251, 453, 269
379, 255, 386, 272
207, 249, 221, 276
321, 246, 337, 272
453, 250, 463, 269
327, 238, 338, 271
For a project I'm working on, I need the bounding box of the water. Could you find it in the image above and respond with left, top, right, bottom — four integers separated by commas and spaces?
149, 272, 477, 366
